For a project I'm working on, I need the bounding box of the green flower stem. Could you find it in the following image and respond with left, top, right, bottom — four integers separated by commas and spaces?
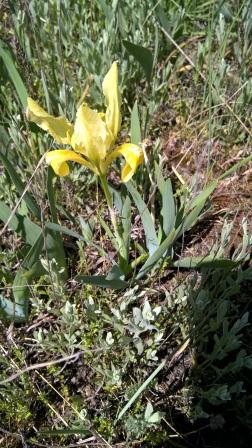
99, 175, 128, 272
99, 174, 114, 215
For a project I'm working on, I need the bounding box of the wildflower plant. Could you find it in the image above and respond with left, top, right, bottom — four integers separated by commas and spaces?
25, 62, 222, 293
1, 57, 252, 323
27, 63, 143, 182
27, 62, 144, 275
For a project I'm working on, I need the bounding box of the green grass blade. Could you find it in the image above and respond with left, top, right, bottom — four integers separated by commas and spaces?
11, 268, 33, 322
130, 100, 141, 145
21, 234, 44, 269
10, 262, 45, 324
219, 154, 252, 180
76, 275, 128, 290
173, 256, 238, 269
11, 233, 46, 322
77, 265, 128, 290
188, 180, 218, 211
98, 216, 118, 251
136, 228, 178, 280
0, 201, 41, 245
177, 180, 218, 238
0, 39, 28, 107
178, 201, 207, 238
121, 195, 131, 263
45, 222, 106, 256
123, 40, 153, 83
44, 230, 68, 283
0, 152, 41, 219
0, 125, 10, 146
47, 166, 58, 223
126, 181, 159, 256
110, 185, 123, 215
155, 163, 176, 237
45, 222, 86, 242
116, 358, 166, 421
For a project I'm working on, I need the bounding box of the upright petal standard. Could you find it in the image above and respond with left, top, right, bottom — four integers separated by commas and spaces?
27, 62, 143, 182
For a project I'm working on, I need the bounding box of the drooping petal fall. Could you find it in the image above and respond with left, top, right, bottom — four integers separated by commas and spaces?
102, 62, 121, 142
104, 143, 144, 183
45, 149, 97, 177
71, 104, 110, 163
27, 98, 73, 145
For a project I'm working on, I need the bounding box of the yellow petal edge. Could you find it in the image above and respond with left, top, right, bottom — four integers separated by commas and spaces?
102, 61, 121, 142
105, 143, 144, 182
27, 97, 73, 145
45, 150, 97, 176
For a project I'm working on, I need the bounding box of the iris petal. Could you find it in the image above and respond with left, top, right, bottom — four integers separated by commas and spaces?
102, 62, 121, 142
71, 104, 110, 162
28, 64, 143, 182
104, 143, 144, 182
27, 98, 73, 145
45, 149, 97, 177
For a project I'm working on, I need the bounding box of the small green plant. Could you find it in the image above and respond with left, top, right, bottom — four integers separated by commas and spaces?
124, 402, 164, 439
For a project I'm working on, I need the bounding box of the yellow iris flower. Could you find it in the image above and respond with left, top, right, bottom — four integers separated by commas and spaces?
27, 62, 143, 182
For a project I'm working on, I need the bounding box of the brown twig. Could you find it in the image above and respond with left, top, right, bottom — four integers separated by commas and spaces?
0, 351, 83, 385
